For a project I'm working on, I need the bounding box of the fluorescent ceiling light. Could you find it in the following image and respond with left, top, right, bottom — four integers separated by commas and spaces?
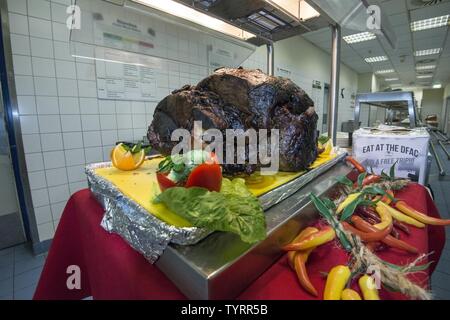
411, 14, 449, 32
385, 78, 399, 81
264, 0, 320, 21
414, 48, 442, 56
375, 69, 395, 74
433, 84, 442, 89
131, 0, 255, 40
416, 65, 436, 70
365, 56, 388, 63
343, 32, 376, 44
417, 75, 433, 79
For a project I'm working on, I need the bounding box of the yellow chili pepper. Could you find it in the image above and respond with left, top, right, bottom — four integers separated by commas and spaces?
377, 202, 425, 228
358, 274, 380, 300
374, 202, 393, 230
282, 226, 336, 251
287, 227, 319, 269
395, 201, 450, 226
341, 288, 362, 300
323, 265, 351, 300
336, 193, 361, 214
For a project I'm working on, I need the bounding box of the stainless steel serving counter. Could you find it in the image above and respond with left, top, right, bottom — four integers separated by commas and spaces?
156, 160, 352, 299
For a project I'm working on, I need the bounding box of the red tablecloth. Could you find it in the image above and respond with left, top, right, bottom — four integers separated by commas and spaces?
34, 183, 445, 300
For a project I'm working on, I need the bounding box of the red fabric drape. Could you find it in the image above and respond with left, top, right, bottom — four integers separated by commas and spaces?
34, 183, 445, 300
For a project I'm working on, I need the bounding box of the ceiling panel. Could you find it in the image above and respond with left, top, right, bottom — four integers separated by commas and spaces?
388, 13, 409, 27
381, 0, 407, 15
410, 2, 450, 21
412, 28, 447, 41
393, 24, 411, 36
415, 36, 447, 49
407, 0, 450, 10
300, 0, 449, 87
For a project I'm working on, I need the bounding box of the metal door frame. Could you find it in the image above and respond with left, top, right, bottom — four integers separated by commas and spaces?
0, 1, 40, 247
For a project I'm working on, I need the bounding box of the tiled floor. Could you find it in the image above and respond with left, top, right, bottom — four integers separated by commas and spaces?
0, 137, 450, 300
429, 135, 450, 300
0, 244, 46, 300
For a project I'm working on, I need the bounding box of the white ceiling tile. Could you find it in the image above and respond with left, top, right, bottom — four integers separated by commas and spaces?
415, 36, 447, 48
410, 2, 450, 21
380, 0, 407, 15
412, 28, 447, 41
299, 1, 450, 88
393, 24, 411, 36
387, 13, 409, 27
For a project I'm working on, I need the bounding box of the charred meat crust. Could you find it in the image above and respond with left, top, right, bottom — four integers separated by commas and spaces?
147, 67, 318, 175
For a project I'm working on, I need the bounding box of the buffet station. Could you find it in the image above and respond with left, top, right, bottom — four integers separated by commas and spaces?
34, 0, 447, 300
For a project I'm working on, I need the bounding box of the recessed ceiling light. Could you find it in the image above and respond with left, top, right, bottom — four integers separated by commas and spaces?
375, 69, 395, 74
365, 56, 388, 63
417, 75, 433, 79
416, 65, 436, 70
411, 14, 450, 32
385, 78, 399, 81
131, 0, 255, 40
414, 48, 442, 56
433, 84, 442, 89
343, 32, 376, 44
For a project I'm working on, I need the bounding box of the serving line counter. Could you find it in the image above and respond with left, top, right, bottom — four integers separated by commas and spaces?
33, 170, 445, 300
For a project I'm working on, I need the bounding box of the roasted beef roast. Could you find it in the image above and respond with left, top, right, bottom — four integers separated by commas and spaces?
147, 67, 318, 174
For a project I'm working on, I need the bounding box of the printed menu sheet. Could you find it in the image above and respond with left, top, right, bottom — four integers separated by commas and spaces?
95, 47, 159, 101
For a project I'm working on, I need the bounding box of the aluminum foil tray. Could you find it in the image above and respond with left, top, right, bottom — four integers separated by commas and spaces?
86, 150, 347, 263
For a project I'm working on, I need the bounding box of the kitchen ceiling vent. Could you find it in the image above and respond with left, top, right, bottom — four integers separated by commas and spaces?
246, 9, 289, 32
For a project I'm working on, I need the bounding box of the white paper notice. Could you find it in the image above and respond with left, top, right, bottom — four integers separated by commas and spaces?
95, 47, 159, 101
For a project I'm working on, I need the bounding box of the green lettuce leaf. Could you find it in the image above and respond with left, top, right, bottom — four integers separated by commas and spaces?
154, 179, 267, 243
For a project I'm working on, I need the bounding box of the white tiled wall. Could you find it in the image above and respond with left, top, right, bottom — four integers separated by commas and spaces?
7, 0, 359, 244
7, 0, 161, 242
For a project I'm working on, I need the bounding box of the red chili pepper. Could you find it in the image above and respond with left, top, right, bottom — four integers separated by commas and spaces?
390, 227, 400, 239
357, 206, 381, 222
294, 251, 318, 297
342, 221, 392, 242
357, 212, 401, 238
346, 156, 366, 173
373, 190, 394, 205
351, 216, 418, 254
282, 226, 336, 251
362, 175, 381, 186
393, 220, 410, 235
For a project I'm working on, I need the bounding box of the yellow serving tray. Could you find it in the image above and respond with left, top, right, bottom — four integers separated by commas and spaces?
94, 150, 337, 228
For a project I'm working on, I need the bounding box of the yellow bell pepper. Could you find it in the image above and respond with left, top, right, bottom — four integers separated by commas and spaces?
341, 288, 362, 300
374, 202, 393, 230
323, 265, 351, 300
358, 274, 380, 300
336, 193, 361, 214
377, 202, 425, 228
